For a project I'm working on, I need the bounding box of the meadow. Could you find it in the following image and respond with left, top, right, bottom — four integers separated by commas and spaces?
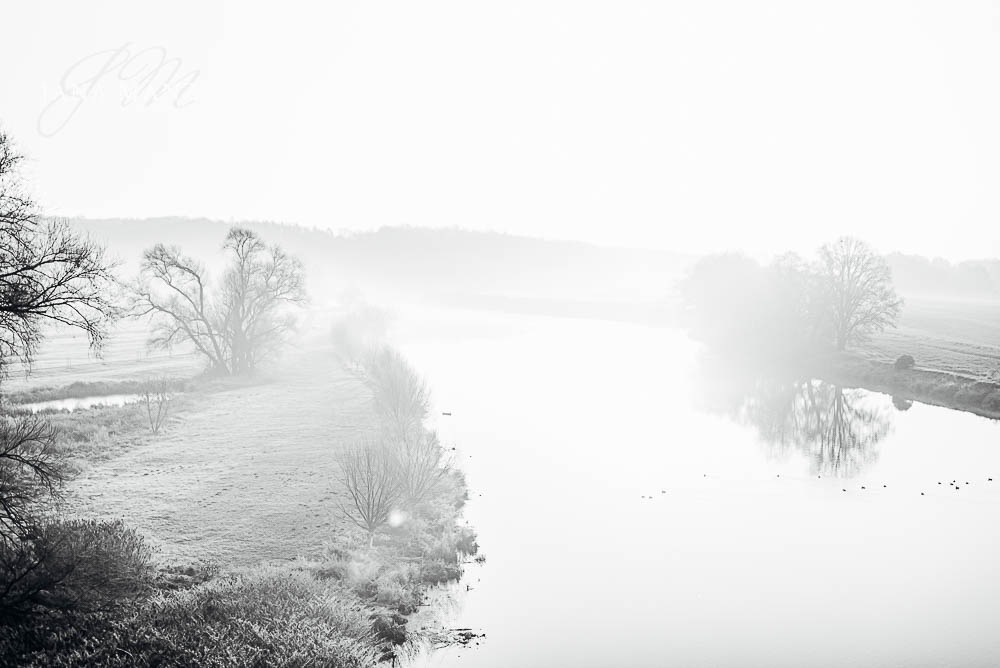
0, 319, 476, 666
863, 295, 1000, 381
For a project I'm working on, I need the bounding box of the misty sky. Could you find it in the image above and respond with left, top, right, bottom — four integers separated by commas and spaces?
1, 1, 999, 261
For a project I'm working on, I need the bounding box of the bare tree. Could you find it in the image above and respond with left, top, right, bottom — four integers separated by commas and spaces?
0, 131, 118, 374
132, 227, 306, 375
362, 347, 430, 441
220, 228, 306, 373
818, 237, 903, 351
335, 442, 400, 548
133, 244, 230, 373
141, 377, 172, 434
393, 430, 450, 509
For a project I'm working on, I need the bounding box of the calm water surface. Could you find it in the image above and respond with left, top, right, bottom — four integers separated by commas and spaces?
400, 310, 1000, 668
19, 393, 142, 413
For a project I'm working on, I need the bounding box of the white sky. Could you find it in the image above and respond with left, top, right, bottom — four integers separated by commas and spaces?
1, 1, 999, 260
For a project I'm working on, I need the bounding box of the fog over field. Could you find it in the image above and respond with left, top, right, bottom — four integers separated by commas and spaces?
1, 3, 999, 667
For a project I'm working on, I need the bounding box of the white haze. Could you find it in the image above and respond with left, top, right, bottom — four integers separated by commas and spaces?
1, 1, 999, 260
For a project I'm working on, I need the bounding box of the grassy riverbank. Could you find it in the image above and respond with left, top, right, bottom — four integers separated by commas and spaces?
862, 296, 1000, 382
812, 352, 1000, 420
0, 344, 474, 666
809, 297, 1000, 419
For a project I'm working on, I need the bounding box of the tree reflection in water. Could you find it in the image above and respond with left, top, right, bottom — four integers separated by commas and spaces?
708, 375, 893, 478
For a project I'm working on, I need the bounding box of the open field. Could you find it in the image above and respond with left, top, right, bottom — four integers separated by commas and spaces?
3, 320, 201, 392
61, 345, 375, 567
863, 296, 1000, 381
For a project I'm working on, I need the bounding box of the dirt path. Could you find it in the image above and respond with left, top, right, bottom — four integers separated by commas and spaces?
67, 346, 374, 567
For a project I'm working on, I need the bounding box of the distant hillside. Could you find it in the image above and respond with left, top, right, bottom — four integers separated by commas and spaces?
65, 217, 692, 306
888, 253, 1000, 298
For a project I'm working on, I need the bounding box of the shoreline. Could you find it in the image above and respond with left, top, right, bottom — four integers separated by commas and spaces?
812, 353, 1000, 421
2, 345, 475, 665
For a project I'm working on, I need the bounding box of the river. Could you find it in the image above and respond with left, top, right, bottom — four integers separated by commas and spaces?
398, 309, 1000, 668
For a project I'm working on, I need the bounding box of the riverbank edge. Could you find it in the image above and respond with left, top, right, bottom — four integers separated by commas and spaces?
1, 351, 476, 665
810, 353, 1000, 421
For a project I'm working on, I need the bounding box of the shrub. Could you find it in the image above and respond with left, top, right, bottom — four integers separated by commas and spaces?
894, 354, 916, 371
418, 560, 462, 586
0, 567, 378, 667
891, 396, 913, 411
373, 565, 420, 614
140, 377, 173, 434
136, 567, 376, 667
0, 519, 154, 620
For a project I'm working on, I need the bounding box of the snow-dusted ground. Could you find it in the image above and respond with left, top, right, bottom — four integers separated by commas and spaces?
66, 346, 374, 567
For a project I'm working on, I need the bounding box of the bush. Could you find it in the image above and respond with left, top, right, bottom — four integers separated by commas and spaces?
418, 560, 463, 586
136, 567, 376, 667
373, 565, 421, 614
0, 519, 154, 620
894, 354, 916, 371
0, 567, 378, 667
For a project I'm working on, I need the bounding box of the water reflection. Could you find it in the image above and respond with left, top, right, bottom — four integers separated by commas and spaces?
708, 375, 893, 478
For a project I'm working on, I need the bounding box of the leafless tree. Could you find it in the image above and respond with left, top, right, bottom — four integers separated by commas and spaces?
818, 237, 903, 351
0, 131, 118, 374
220, 228, 306, 373
132, 227, 306, 375
141, 377, 172, 434
335, 442, 401, 548
362, 347, 430, 441
0, 414, 62, 544
393, 430, 451, 509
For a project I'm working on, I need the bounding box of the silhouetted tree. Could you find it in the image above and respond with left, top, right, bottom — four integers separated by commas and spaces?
0, 131, 118, 374
818, 237, 902, 351
0, 415, 62, 544
133, 228, 306, 375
